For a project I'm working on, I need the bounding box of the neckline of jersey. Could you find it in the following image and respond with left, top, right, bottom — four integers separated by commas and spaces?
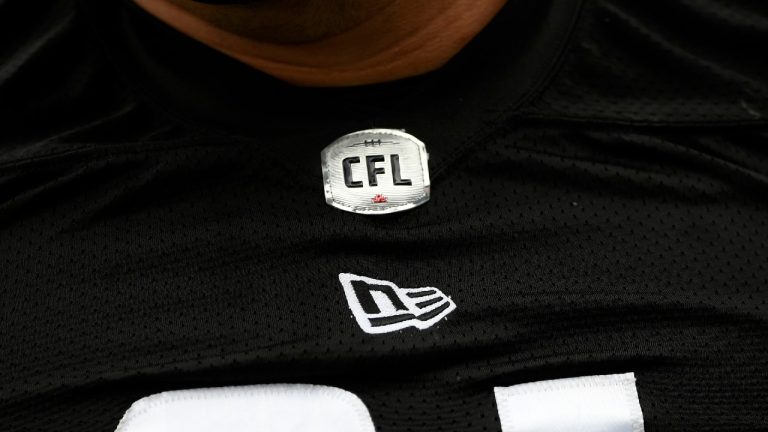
78, 0, 583, 182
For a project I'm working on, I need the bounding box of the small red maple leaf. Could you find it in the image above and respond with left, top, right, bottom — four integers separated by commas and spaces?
371, 194, 388, 203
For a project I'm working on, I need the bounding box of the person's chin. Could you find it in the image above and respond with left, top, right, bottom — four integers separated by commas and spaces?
188, 0, 266, 4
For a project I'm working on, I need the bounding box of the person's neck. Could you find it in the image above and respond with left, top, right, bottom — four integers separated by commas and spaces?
132, 0, 507, 87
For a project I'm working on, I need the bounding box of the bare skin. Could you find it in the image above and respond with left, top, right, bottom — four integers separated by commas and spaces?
132, 0, 508, 87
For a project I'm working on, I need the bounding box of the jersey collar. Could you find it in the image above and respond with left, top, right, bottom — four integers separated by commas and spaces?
80, 0, 582, 182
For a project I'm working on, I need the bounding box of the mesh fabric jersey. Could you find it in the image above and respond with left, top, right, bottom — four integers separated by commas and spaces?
1, 0, 767, 431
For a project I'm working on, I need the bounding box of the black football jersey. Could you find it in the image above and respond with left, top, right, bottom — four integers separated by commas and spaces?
1, 0, 767, 431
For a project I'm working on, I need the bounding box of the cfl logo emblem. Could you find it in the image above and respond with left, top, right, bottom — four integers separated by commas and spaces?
321, 129, 430, 215
339, 273, 456, 334
342, 154, 411, 188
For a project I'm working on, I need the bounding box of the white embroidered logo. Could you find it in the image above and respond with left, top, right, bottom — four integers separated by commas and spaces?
339, 273, 456, 334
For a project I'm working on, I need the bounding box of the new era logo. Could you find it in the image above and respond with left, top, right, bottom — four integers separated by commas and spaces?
339, 273, 456, 334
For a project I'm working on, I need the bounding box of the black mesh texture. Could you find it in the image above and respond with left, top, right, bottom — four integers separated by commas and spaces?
1, 0, 767, 431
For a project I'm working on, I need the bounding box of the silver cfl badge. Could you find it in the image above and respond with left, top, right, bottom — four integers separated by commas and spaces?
321, 129, 430, 215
